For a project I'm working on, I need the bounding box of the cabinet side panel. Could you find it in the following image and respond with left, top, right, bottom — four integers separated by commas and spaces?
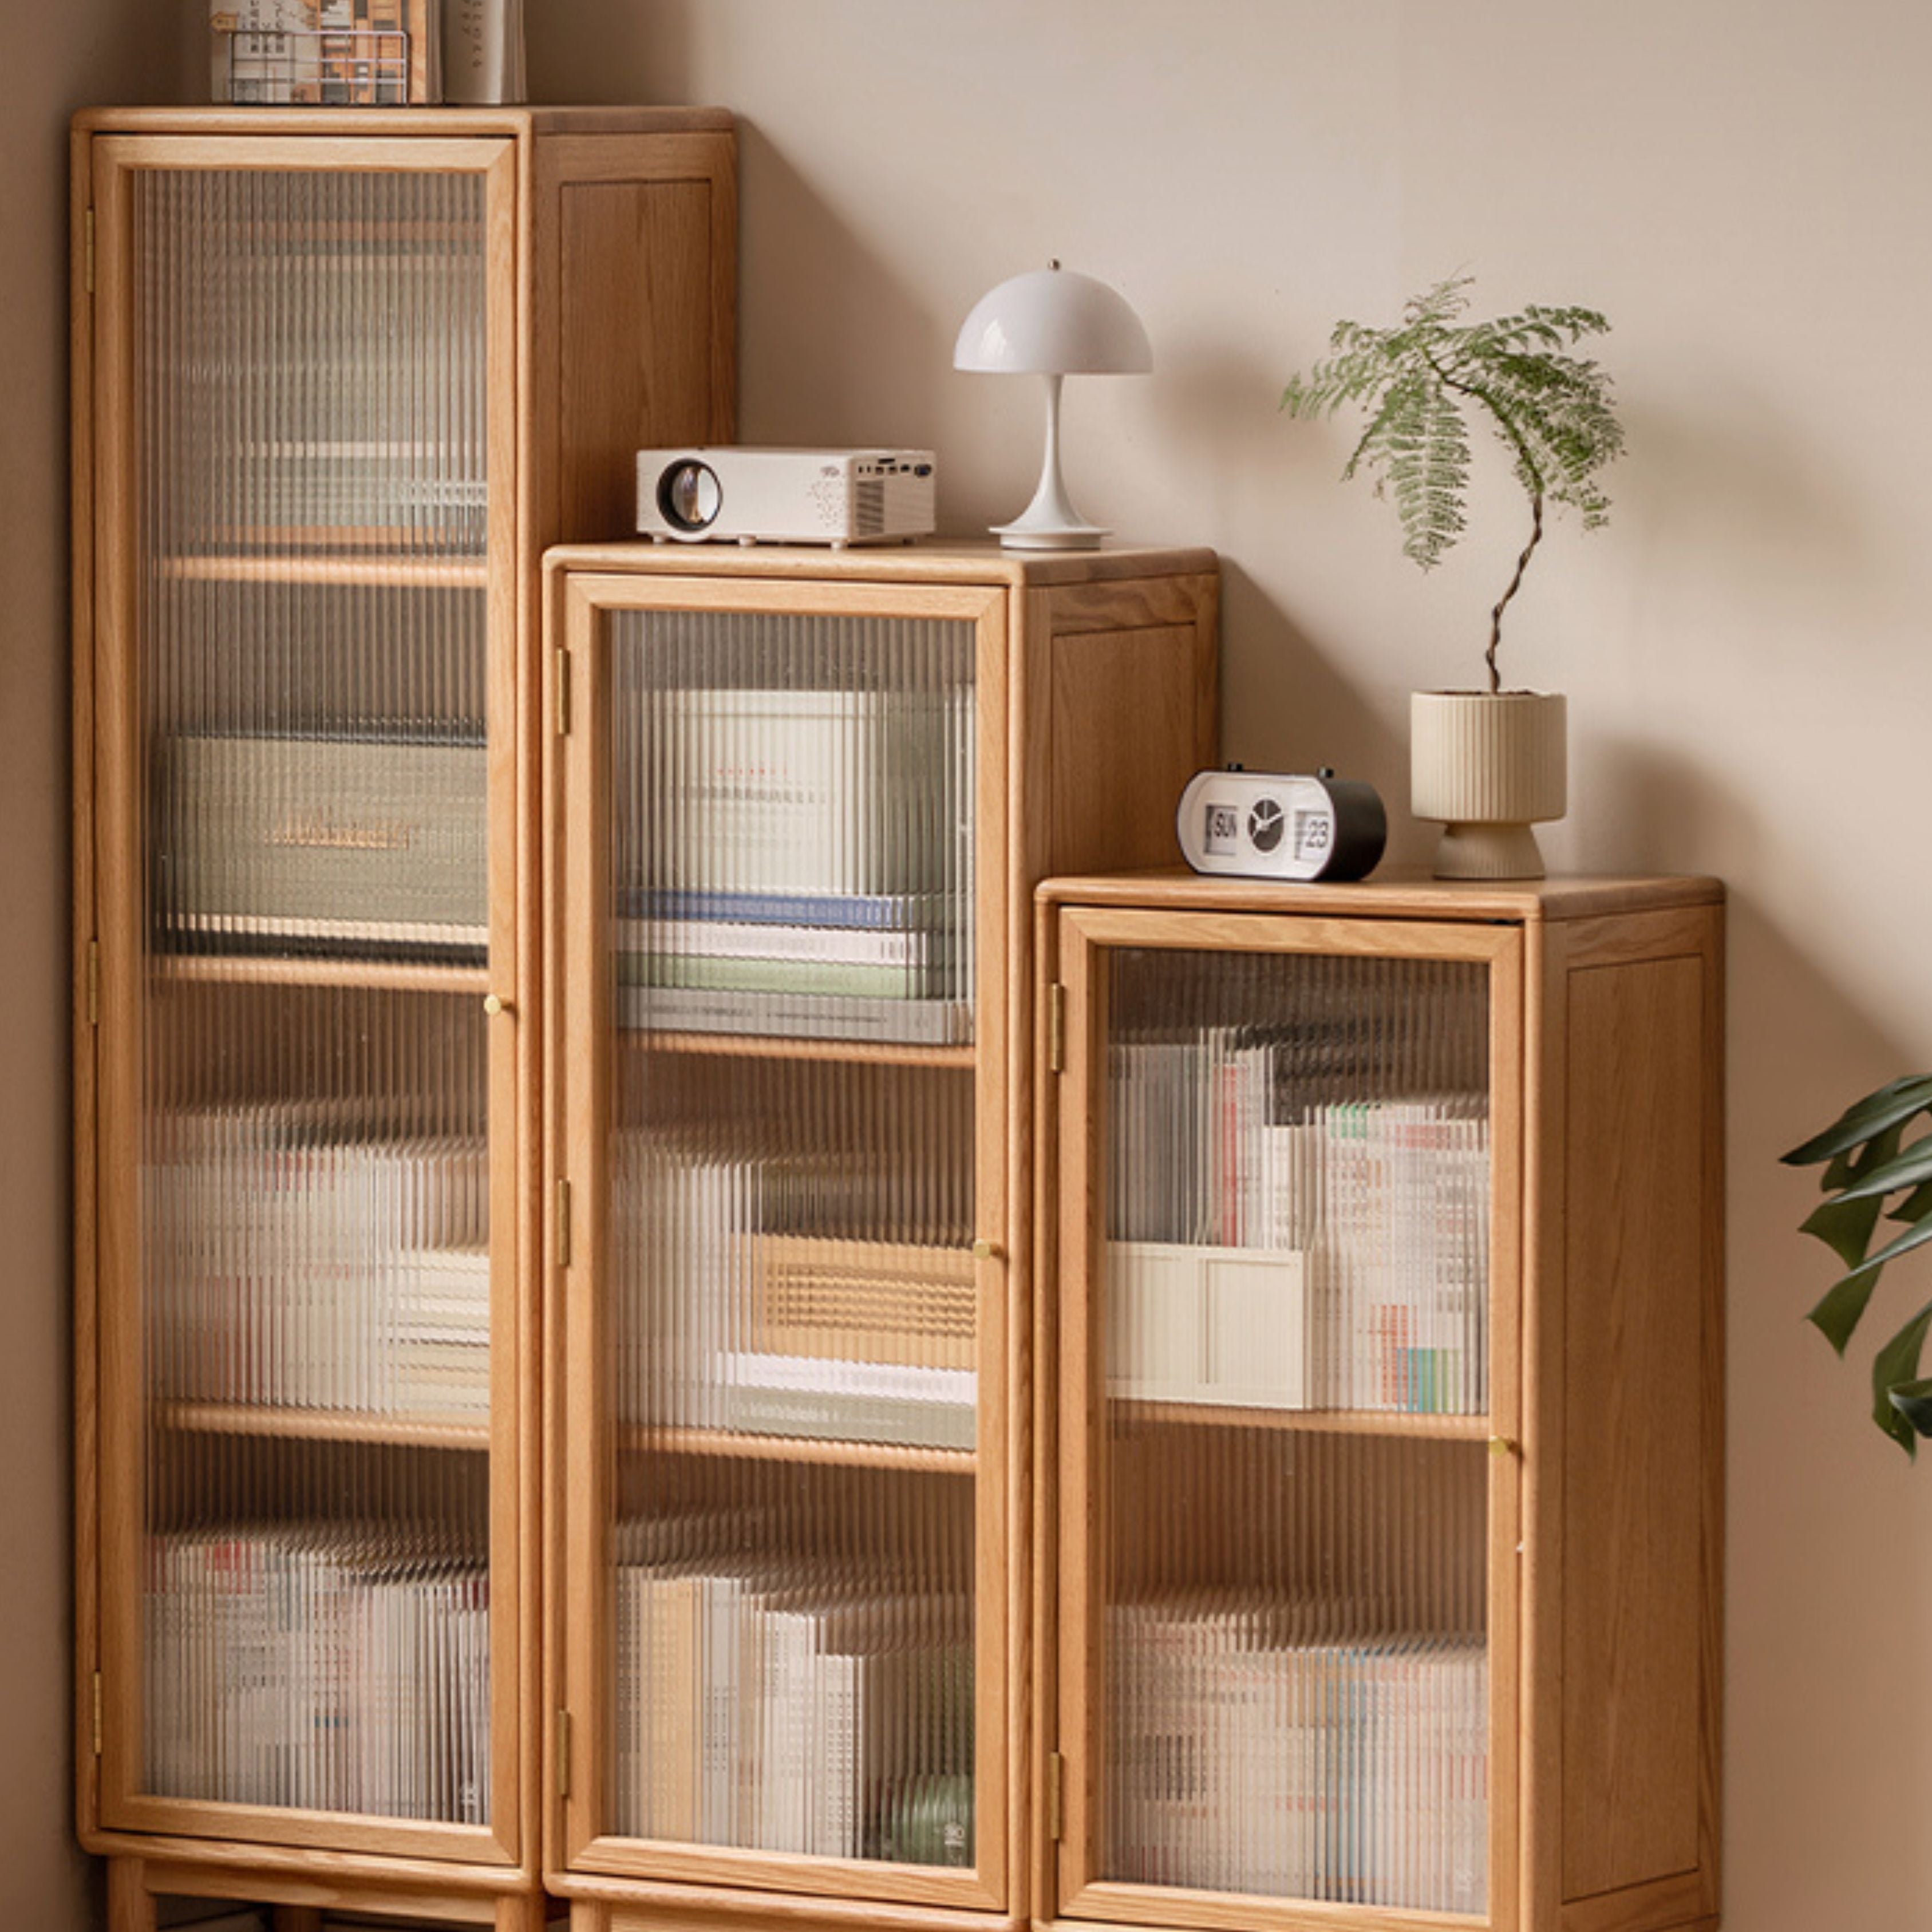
1559, 951, 1710, 1900
1043, 607, 1216, 879
556, 179, 722, 539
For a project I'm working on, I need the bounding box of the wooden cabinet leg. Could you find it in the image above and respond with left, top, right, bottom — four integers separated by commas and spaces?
106, 1860, 155, 1932
492, 1896, 552, 1932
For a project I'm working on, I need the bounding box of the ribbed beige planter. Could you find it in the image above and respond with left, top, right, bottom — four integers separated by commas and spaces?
1411, 690, 1567, 879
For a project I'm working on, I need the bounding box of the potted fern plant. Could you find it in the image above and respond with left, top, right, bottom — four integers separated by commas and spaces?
1282, 278, 1623, 878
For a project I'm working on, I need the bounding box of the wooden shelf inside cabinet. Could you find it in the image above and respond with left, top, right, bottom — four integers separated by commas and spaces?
149, 954, 492, 995
156, 554, 489, 589
1111, 1401, 1494, 1441
620, 1028, 975, 1070
153, 1401, 491, 1453
617, 1425, 975, 1476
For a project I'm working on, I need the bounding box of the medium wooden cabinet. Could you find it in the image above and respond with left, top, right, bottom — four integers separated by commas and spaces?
1033, 874, 1724, 1932
540, 544, 1218, 1926
72, 106, 734, 1910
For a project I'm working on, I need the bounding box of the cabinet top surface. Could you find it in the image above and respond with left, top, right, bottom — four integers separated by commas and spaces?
1039, 866, 1725, 924
544, 536, 1219, 588
76, 105, 734, 138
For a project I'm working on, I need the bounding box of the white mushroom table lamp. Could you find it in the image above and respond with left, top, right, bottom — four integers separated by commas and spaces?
953, 260, 1152, 550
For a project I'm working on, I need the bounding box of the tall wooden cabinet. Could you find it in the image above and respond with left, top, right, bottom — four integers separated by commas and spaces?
540, 544, 1219, 1931
71, 106, 735, 1916
1034, 874, 1724, 1932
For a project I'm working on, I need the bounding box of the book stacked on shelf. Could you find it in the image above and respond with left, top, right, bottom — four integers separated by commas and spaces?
612, 1520, 973, 1862
144, 1524, 489, 1822
1108, 1031, 1487, 1415
156, 732, 488, 961
1108, 1592, 1485, 1914
148, 1109, 490, 1420
615, 684, 974, 1046
614, 1131, 975, 1451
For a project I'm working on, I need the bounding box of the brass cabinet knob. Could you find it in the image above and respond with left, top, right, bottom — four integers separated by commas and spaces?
483, 993, 510, 1017
971, 1238, 1003, 1261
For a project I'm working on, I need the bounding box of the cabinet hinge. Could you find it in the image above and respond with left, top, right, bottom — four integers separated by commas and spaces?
555, 1178, 572, 1269
86, 939, 100, 1028
554, 649, 571, 736
1048, 982, 1066, 1074
1046, 1749, 1065, 1841
84, 208, 95, 297
556, 1708, 571, 1799
92, 1671, 102, 1757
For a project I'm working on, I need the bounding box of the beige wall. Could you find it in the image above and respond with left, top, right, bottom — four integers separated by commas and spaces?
527, 2, 1932, 1925
19, 0, 1932, 1923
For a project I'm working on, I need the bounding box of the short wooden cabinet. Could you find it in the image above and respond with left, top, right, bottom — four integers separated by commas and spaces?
1034, 875, 1723, 1932
72, 105, 734, 1901
542, 544, 1218, 1925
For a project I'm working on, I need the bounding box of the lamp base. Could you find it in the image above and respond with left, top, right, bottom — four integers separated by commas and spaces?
992, 516, 1108, 551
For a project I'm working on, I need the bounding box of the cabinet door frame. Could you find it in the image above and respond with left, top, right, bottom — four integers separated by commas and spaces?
548, 570, 1014, 1910
1045, 905, 1526, 1932
84, 129, 527, 1867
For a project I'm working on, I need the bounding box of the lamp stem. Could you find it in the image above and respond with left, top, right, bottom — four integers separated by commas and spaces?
1040, 370, 1065, 513
994, 370, 1107, 549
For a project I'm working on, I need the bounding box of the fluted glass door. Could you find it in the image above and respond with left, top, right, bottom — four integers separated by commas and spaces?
89, 135, 520, 1857
556, 576, 1010, 1905
1052, 910, 1523, 1927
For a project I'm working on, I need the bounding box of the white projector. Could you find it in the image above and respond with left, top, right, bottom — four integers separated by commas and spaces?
637, 448, 937, 547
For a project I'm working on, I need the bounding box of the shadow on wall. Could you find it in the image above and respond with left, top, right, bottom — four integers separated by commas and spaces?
1215, 562, 1426, 868
734, 126, 947, 456
525, 0, 692, 105
1568, 736, 1762, 878
1721, 887, 1932, 1924
1618, 382, 1884, 651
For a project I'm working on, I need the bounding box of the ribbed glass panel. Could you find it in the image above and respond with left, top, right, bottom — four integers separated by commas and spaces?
1100, 948, 1490, 1913
129, 165, 493, 1824
603, 607, 978, 1865
139, 169, 486, 561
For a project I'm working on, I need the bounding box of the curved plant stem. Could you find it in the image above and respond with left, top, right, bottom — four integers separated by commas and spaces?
1421, 349, 1549, 690
1487, 489, 1543, 694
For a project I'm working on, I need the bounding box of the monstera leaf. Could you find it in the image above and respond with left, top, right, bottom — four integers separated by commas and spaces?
1784, 1075, 1932, 1452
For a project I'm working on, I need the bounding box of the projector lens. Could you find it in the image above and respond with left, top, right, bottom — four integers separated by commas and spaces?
659, 460, 722, 532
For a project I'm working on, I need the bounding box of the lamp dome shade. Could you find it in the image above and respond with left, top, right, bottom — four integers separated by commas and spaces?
953, 264, 1153, 374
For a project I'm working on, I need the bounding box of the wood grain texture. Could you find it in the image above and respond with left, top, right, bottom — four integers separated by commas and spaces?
555, 575, 613, 1872
560, 1870, 1027, 1932
1046, 626, 1196, 878
71, 113, 103, 1848
1520, 913, 1565, 1932
74, 108, 733, 139
104, 1849, 539, 1921
542, 542, 1220, 591
1559, 1868, 1719, 1932
1036, 870, 1722, 926
557, 177, 721, 538
1028, 900, 1062, 1925
1557, 924, 1719, 1911
88, 1838, 536, 1895
1060, 1876, 1487, 1932
564, 1839, 1005, 1914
